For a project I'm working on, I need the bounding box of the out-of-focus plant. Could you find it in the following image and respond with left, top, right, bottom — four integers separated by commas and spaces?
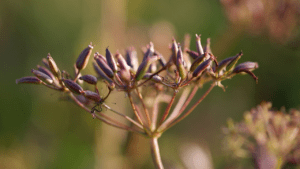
16, 34, 258, 168
221, 0, 300, 44
223, 102, 300, 169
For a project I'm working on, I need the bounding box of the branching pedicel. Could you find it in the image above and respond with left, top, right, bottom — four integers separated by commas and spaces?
16, 34, 258, 169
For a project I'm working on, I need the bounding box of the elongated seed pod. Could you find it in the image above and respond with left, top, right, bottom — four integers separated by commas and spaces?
106, 47, 118, 73
93, 62, 115, 89
176, 47, 187, 79
37, 65, 56, 81
79, 75, 97, 85
190, 52, 208, 72
135, 55, 159, 81
116, 52, 130, 71
204, 38, 212, 54
217, 52, 242, 72
62, 79, 83, 94
47, 54, 60, 77
31, 69, 53, 84
142, 73, 163, 83
83, 90, 101, 102
76, 44, 93, 70
95, 55, 114, 78
196, 34, 204, 55
126, 47, 139, 72
186, 50, 199, 59
142, 42, 155, 62
16, 76, 42, 84
233, 62, 259, 73
192, 58, 212, 77
170, 38, 178, 64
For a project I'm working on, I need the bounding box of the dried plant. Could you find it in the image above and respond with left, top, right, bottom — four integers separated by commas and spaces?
16, 34, 258, 168
223, 102, 300, 169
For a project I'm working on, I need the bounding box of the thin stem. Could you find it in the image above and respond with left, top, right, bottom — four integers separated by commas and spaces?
158, 90, 177, 125
128, 91, 144, 126
135, 88, 151, 126
159, 83, 215, 132
176, 85, 199, 116
69, 92, 145, 135
102, 103, 143, 129
73, 70, 81, 82
150, 137, 164, 169
136, 65, 167, 88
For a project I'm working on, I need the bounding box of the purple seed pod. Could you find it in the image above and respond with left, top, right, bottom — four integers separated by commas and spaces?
31, 69, 53, 84
190, 52, 208, 72
116, 52, 130, 71
195, 34, 204, 55
217, 52, 242, 72
42, 58, 50, 69
47, 53, 60, 77
95, 55, 114, 78
186, 50, 199, 60
119, 69, 131, 83
142, 42, 155, 62
135, 55, 159, 81
233, 62, 259, 73
192, 58, 212, 77
62, 79, 83, 94
37, 65, 56, 81
106, 47, 118, 73
16, 76, 43, 84
142, 73, 163, 83
126, 47, 139, 72
79, 75, 98, 85
176, 47, 187, 79
83, 90, 101, 102
170, 38, 178, 64
155, 52, 167, 67
76, 44, 93, 70
93, 62, 115, 88
203, 38, 212, 54
95, 52, 107, 62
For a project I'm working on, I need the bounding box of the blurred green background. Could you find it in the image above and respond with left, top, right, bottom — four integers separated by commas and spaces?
1, 0, 300, 168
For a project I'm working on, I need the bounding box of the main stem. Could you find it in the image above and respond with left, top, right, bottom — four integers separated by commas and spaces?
150, 137, 164, 169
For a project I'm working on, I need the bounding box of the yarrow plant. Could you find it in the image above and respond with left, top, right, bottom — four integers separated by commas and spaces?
223, 102, 300, 169
16, 34, 258, 168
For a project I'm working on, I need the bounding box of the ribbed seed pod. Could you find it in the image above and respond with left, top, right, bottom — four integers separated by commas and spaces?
170, 38, 178, 64
217, 52, 242, 72
95, 55, 114, 78
190, 52, 208, 72
186, 50, 199, 59
116, 53, 130, 71
16, 76, 42, 84
37, 65, 56, 81
226, 52, 243, 72
135, 55, 159, 81
79, 75, 98, 85
47, 54, 60, 77
126, 47, 139, 72
62, 79, 83, 94
196, 34, 204, 55
83, 90, 101, 102
176, 47, 187, 79
142, 73, 163, 83
232, 62, 259, 73
106, 47, 118, 73
192, 58, 212, 77
93, 62, 115, 89
204, 38, 212, 54
142, 42, 155, 62
42, 58, 50, 69
31, 69, 53, 84
76, 44, 93, 70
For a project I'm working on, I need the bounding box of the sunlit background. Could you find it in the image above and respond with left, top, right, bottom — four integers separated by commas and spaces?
1, 0, 300, 168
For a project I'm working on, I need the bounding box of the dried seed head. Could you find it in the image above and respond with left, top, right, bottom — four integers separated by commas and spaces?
126, 47, 139, 72
62, 79, 83, 94
79, 75, 98, 85
142, 73, 163, 83
31, 69, 53, 84
47, 53, 60, 77
135, 55, 159, 81
196, 34, 204, 55
192, 58, 212, 77
76, 44, 93, 70
190, 52, 208, 72
95, 55, 114, 78
83, 90, 101, 102
106, 47, 118, 73
186, 50, 199, 60
16, 76, 42, 84
176, 47, 187, 79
